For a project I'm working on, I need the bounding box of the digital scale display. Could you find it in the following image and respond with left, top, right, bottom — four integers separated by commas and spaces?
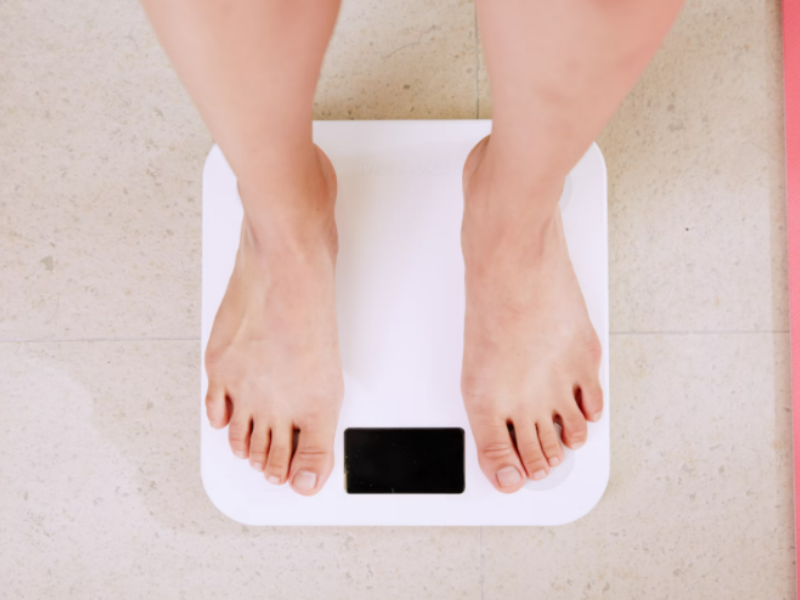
344, 428, 465, 494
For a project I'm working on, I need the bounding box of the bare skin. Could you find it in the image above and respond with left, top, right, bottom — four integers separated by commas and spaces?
139, 0, 344, 494
204, 146, 343, 494
141, 0, 685, 495
461, 135, 602, 492
463, 0, 685, 493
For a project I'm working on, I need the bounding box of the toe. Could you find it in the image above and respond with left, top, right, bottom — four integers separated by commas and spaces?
205, 382, 229, 429
289, 421, 336, 496
228, 412, 252, 459
559, 403, 588, 450
248, 419, 268, 472
264, 423, 292, 485
578, 381, 604, 423
470, 415, 526, 493
536, 419, 565, 467
512, 418, 550, 479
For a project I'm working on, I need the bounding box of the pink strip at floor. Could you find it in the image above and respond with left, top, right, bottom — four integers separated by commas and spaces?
783, 1, 800, 596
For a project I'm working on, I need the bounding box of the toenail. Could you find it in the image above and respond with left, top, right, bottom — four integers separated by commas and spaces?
252, 462, 264, 472
496, 466, 522, 487
293, 471, 317, 490
533, 469, 547, 480
591, 411, 603, 422
549, 457, 559, 467
233, 450, 245, 459
267, 475, 281, 484
570, 441, 584, 450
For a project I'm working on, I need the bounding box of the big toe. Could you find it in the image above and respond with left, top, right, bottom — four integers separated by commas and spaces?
289, 421, 336, 497
471, 415, 526, 493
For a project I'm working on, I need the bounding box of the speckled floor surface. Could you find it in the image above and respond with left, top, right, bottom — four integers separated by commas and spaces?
0, 0, 792, 598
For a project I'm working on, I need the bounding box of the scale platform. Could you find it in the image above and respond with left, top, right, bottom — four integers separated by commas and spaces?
201, 120, 609, 526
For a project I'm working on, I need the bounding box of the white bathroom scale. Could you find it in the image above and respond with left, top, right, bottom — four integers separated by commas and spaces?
200, 120, 609, 526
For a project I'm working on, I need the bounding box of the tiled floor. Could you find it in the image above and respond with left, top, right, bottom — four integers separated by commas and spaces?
0, 0, 792, 598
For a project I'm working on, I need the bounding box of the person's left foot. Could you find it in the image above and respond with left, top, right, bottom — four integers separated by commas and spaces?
460, 136, 604, 494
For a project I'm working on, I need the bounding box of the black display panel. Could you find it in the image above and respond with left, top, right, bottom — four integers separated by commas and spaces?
344, 428, 465, 494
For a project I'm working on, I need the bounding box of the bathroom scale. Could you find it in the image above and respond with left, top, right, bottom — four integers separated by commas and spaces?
200, 120, 609, 526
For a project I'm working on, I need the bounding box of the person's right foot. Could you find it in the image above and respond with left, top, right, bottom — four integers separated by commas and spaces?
204, 145, 344, 496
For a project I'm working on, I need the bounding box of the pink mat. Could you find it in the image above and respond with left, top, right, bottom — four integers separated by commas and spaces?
785, 1, 800, 594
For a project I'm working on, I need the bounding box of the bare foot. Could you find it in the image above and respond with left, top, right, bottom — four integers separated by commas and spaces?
204, 145, 344, 496
460, 136, 604, 494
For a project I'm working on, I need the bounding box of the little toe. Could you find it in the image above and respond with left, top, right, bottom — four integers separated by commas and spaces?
513, 418, 550, 480
559, 403, 588, 450
265, 424, 292, 485
248, 421, 268, 472
228, 412, 252, 459
534, 419, 564, 467
205, 382, 229, 429
471, 416, 526, 493
578, 381, 604, 423
289, 422, 336, 496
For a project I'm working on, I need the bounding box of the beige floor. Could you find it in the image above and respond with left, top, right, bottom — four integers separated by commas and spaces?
0, 0, 792, 598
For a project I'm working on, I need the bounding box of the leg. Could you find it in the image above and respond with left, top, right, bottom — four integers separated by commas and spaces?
463, 0, 685, 492
140, 0, 343, 495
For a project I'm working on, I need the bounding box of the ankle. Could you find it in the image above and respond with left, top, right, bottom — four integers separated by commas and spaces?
462, 138, 570, 269
241, 211, 338, 269
461, 207, 561, 276
469, 138, 567, 204
239, 143, 332, 204
464, 142, 563, 233
237, 145, 338, 257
